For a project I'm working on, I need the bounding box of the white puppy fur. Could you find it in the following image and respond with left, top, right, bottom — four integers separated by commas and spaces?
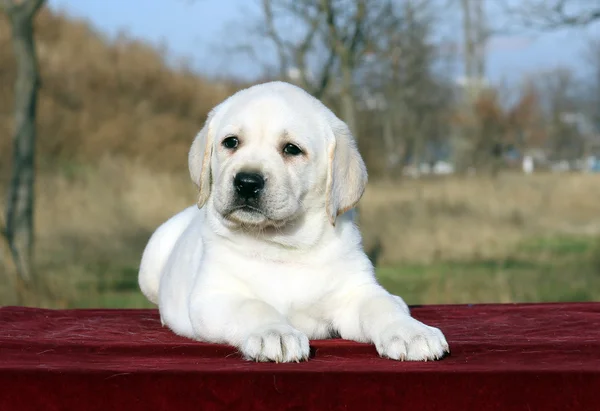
138, 81, 449, 362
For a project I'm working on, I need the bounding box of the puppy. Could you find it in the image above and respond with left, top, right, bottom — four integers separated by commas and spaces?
138, 81, 449, 362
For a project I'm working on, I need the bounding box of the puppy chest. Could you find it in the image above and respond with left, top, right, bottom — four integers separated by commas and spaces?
231, 260, 336, 310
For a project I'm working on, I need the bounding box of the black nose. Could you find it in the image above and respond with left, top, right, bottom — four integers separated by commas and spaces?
234, 172, 265, 199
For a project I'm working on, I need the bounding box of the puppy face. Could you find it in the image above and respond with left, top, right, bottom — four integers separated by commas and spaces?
189, 82, 367, 230
211, 94, 329, 228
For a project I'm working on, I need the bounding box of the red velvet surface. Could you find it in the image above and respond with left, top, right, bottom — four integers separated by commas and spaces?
1, 303, 599, 411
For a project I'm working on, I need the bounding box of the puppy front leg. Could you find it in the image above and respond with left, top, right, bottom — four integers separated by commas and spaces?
189, 293, 310, 362
333, 284, 450, 361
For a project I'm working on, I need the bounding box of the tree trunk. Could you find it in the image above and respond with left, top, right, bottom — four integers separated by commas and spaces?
3, 8, 41, 294
339, 62, 357, 135
382, 110, 397, 175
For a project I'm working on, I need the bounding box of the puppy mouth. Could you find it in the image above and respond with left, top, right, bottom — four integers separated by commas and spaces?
232, 204, 262, 213
225, 203, 265, 218
223, 204, 288, 229
224, 204, 266, 222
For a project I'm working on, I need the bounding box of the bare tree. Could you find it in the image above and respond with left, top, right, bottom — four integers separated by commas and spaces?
253, 0, 336, 98
358, 0, 454, 176
583, 38, 600, 131
316, 0, 367, 134
0, 0, 46, 300
234, 0, 397, 134
499, 0, 600, 29
506, 82, 546, 154
461, 0, 488, 97
535, 68, 585, 161
452, 0, 504, 175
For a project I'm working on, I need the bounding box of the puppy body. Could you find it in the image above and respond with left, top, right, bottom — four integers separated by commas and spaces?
139, 81, 449, 362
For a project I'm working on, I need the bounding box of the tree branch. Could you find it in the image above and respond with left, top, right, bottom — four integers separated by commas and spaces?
261, 0, 290, 78
0, 0, 45, 19
499, 0, 600, 30
292, 10, 322, 89
23, 0, 45, 17
348, 0, 366, 55
0, 0, 16, 12
312, 47, 336, 98
319, 0, 344, 57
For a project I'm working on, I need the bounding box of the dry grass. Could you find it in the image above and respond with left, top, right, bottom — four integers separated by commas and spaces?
0, 158, 195, 307
360, 172, 600, 264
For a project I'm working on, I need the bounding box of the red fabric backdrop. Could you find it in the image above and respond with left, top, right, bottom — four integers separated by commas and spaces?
1, 303, 599, 411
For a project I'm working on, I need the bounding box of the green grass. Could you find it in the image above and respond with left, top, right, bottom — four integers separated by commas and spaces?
68, 262, 156, 309
518, 235, 593, 256
58, 234, 600, 309
75, 291, 154, 309
377, 235, 600, 305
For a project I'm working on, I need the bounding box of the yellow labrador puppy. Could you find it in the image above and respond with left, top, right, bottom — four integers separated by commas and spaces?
138, 81, 449, 363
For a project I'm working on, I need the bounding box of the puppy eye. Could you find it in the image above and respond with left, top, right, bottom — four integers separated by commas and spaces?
283, 143, 302, 156
222, 136, 239, 150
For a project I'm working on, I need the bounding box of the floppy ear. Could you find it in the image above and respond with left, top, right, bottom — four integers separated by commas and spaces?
325, 120, 368, 225
189, 108, 218, 208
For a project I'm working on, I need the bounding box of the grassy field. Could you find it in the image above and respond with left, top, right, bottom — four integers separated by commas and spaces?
74, 234, 600, 309
2, 160, 599, 308
378, 236, 600, 305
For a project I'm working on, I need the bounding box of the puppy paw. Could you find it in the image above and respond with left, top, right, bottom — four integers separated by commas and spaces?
375, 317, 449, 361
241, 324, 310, 363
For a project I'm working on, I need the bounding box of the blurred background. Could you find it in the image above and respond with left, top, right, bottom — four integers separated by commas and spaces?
1, 0, 599, 308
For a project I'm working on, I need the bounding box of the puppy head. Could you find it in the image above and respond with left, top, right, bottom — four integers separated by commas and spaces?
189, 81, 367, 230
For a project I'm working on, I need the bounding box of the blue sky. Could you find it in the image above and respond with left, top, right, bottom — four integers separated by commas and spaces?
47, 0, 599, 85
